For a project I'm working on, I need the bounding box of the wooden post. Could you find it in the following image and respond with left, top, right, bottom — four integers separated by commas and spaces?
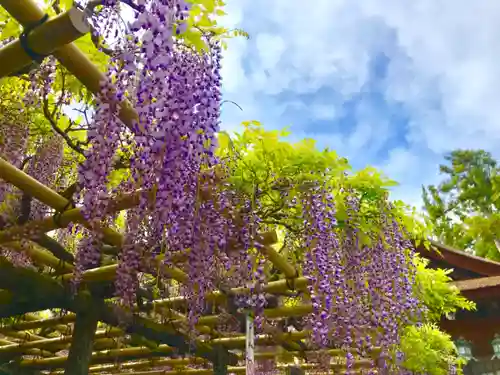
245, 313, 255, 375
289, 366, 305, 375
213, 345, 229, 375
63, 293, 98, 375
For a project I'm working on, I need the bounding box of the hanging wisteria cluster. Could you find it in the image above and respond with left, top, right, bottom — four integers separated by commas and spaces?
0, 1, 424, 373
25, 135, 64, 220
0, 0, 465, 374
299, 184, 422, 372
74, 0, 261, 328
62, 2, 426, 372
0, 121, 28, 228
0, 116, 64, 266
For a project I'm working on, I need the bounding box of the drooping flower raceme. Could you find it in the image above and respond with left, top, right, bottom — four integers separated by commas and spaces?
75, 0, 249, 323
0, 121, 29, 228
300, 185, 423, 372
26, 135, 64, 220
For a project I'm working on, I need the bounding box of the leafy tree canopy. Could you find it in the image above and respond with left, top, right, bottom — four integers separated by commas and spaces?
423, 149, 500, 260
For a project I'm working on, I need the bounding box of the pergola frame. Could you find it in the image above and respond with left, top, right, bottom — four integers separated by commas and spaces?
0, 1, 382, 374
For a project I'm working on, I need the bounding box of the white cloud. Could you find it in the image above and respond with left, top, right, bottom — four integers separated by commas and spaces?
218, 0, 500, 208
255, 33, 286, 71
310, 103, 339, 121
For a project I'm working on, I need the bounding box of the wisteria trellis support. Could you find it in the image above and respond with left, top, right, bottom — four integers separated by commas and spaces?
246, 311, 255, 375
0, 3, 90, 78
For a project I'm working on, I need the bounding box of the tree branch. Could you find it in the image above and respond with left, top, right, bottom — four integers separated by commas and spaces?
52, 0, 62, 15
42, 98, 86, 156
87, 0, 141, 12
261, 219, 297, 233
17, 194, 32, 225
34, 235, 75, 264
90, 26, 114, 56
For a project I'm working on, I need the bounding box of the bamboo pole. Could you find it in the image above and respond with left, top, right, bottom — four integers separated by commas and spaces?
155, 307, 216, 336
0, 158, 68, 211
0, 157, 289, 288
192, 304, 313, 327
28, 346, 376, 372
47, 347, 381, 374
210, 331, 310, 348
0, 328, 70, 354
152, 277, 309, 309
0, 6, 89, 78
260, 244, 297, 279
86, 357, 209, 373
7, 312, 76, 340
105, 361, 372, 375
0, 314, 76, 333
0, 258, 234, 365
0, 159, 191, 282
0, 158, 275, 249
0, 311, 209, 347
1, 0, 138, 128
0, 327, 123, 354
56, 261, 189, 285
3, 241, 73, 273
20, 344, 175, 368
0, 156, 124, 247
0, 337, 52, 357
1, 329, 51, 343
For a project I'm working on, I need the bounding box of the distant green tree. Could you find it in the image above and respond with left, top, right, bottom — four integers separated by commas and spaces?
423, 149, 500, 260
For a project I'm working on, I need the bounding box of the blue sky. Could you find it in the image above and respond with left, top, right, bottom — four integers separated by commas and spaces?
217, 0, 500, 210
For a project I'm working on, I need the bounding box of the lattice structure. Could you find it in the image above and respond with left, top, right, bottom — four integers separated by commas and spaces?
0, 1, 382, 374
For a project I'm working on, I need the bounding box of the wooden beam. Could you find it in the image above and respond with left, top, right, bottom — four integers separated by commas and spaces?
21, 344, 175, 369
452, 275, 500, 300
0, 257, 237, 365
416, 240, 500, 277
213, 345, 228, 375
64, 295, 99, 375
0, 314, 76, 333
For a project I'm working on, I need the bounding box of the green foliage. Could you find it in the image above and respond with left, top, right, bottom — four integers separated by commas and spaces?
414, 256, 475, 321
399, 324, 467, 375
423, 149, 500, 260
221, 122, 473, 375
394, 256, 475, 375
184, 0, 250, 51
0, 8, 20, 41
218, 121, 432, 260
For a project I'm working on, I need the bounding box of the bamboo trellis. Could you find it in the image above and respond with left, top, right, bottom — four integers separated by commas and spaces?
0, 1, 382, 374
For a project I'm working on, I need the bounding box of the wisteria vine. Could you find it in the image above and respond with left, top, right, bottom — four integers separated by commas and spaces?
0, 1, 427, 374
